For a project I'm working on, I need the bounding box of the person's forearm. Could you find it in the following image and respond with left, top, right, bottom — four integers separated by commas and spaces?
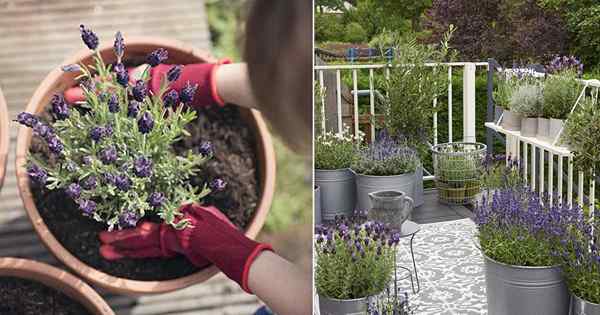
247, 251, 311, 315
215, 63, 259, 110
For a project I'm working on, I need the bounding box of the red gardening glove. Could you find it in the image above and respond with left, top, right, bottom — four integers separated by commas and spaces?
99, 204, 272, 293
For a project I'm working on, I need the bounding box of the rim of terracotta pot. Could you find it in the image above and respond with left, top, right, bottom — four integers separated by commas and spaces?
0, 257, 114, 314
16, 37, 276, 295
0, 87, 8, 190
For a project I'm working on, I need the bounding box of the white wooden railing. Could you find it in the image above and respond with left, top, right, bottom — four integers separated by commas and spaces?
314, 62, 488, 181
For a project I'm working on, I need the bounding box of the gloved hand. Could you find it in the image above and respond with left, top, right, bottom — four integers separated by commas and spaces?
64, 59, 231, 108
99, 203, 273, 293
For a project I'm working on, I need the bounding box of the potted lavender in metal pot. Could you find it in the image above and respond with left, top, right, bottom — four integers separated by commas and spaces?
351, 132, 420, 212
315, 214, 398, 315
474, 187, 575, 315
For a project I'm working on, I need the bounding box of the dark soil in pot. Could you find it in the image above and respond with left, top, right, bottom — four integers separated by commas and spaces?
0, 277, 91, 315
30, 104, 259, 281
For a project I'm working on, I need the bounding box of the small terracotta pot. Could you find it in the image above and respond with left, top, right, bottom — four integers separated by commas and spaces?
0, 257, 114, 314
0, 87, 8, 190
16, 38, 276, 295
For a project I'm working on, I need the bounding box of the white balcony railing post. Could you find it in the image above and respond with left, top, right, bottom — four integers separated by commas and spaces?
463, 63, 476, 142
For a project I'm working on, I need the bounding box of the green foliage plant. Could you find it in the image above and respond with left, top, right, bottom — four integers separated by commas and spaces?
344, 22, 368, 43
315, 126, 363, 170
563, 96, 600, 173
509, 83, 543, 118
542, 69, 580, 119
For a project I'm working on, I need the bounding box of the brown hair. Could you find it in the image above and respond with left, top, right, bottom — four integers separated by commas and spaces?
244, 0, 312, 156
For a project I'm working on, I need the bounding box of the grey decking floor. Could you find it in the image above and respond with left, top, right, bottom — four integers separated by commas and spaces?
412, 190, 473, 224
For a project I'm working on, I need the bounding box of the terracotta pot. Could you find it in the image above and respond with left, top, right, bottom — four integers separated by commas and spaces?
16, 38, 276, 295
0, 257, 114, 314
0, 87, 8, 190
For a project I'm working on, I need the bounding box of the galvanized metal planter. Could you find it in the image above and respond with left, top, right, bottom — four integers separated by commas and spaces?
521, 117, 537, 137
318, 295, 368, 315
368, 190, 414, 229
483, 254, 569, 315
353, 171, 416, 212
537, 117, 550, 141
571, 294, 600, 315
314, 168, 356, 221
549, 118, 564, 143
314, 185, 322, 225
494, 107, 504, 124
501, 110, 521, 131
414, 165, 424, 207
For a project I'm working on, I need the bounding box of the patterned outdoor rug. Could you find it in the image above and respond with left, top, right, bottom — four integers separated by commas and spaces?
395, 218, 487, 315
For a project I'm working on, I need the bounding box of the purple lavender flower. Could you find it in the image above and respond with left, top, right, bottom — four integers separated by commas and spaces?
133, 156, 153, 178
83, 155, 93, 165
146, 48, 168, 67
115, 174, 132, 191
61, 64, 81, 73
66, 183, 81, 199
82, 176, 97, 190
90, 126, 105, 142
119, 210, 139, 228
199, 141, 212, 156
113, 31, 125, 61
167, 65, 183, 82
103, 173, 116, 185
99, 146, 117, 164
33, 121, 53, 139
27, 164, 47, 184
15, 112, 38, 128
138, 112, 154, 134
47, 136, 64, 154
106, 93, 119, 113
162, 89, 179, 107
104, 124, 113, 137
132, 80, 147, 102
51, 94, 70, 120
114, 62, 129, 87
210, 178, 227, 191
147, 192, 166, 209
79, 24, 98, 50
79, 199, 97, 216
127, 100, 140, 118
180, 81, 198, 105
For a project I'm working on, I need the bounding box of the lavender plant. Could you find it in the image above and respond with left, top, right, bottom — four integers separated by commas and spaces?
351, 132, 419, 176
18, 25, 220, 230
475, 187, 579, 266
545, 55, 584, 76
315, 214, 398, 299
315, 125, 362, 170
509, 83, 543, 118
542, 68, 580, 119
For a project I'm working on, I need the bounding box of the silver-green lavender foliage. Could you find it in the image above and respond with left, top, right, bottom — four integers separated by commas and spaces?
24, 27, 210, 231
315, 126, 362, 170
509, 83, 543, 117
542, 69, 580, 119
351, 133, 418, 176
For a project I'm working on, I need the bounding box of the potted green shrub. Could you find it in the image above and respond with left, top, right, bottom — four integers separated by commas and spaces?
510, 83, 543, 137
351, 132, 419, 212
314, 126, 362, 221
432, 142, 486, 205
477, 155, 524, 205
493, 73, 517, 125
474, 188, 572, 315
315, 215, 398, 315
563, 97, 600, 171
542, 69, 580, 143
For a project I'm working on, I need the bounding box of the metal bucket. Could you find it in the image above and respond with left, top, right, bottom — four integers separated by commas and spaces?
413, 165, 424, 207
314, 185, 322, 225
537, 117, 550, 141
314, 168, 356, 221
521, 117, 538, 137
571, 294, 600, 315
483, 254, 569, 315
501, 110, 522, 131
549, 118, 564, 143
318, 295, 368, 315
354, 172, 415, 212
368, 190, 414, 229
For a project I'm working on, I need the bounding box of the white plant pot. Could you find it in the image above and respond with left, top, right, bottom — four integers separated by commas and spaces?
537, 118, 550, 141
521, 118, 537, 137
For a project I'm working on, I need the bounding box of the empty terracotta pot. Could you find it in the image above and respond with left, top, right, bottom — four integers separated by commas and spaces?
16, 38, 276, 295
0, 87, 8, 190
0, 257, 114, 314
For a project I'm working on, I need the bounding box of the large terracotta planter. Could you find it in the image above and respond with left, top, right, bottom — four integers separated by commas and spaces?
16, 38, 276, 295
0, 87, 8, 190
0, 257, 114, 314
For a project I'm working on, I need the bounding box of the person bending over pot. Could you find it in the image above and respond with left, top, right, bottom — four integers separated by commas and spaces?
65, 1, 312, 315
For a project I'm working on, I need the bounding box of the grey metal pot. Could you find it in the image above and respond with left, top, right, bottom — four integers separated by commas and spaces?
549, 118, 565, 143
571, 294, 600, 315
483, 254, 569, 315
354, 171, 415, 212
413, 165, 424, 207
494, 107, 504, 124
318, 295, 368, 315
314, 168, 356, 221
537, 117, 550, 141
521, 117, 538, 137
314, 185, 322, 225
501, 110, 522, 131
368, 190, 414, 229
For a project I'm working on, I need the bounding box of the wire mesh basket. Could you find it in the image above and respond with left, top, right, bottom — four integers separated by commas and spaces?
432, 142, 487, 205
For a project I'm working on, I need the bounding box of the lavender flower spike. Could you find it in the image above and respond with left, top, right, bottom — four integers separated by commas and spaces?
210, 178, 227, 191
163, 90, 179, 107
51, 93, 70, 120
15, 112, 38, 128
27, 164, 47, 184
114, 63, 129, 87
128, 100, 140, 118
138, 112, 154, 134
199, 141, 212, 156
180, 81, 198, 105
79, 24, 99, 50
133, 156, 153, 178
115, 174, 132, 191
79, 199, 97, 216
147, 192, 166, 209
147, 48, 168, 67
100, 146, 117, 164
66, 183, 82, 199
119, 210, 139, 228
107, 93, 119, 113
61, 64, 81, 73
132, 80, 147, 102
47, 136, 64, 154
113, 31, 125, 61
167, 65, 183, 82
